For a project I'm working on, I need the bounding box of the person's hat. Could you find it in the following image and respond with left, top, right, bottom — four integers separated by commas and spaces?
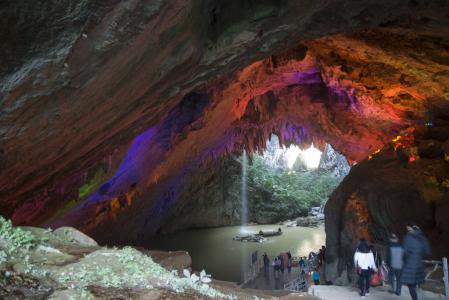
390, 233, 398, 241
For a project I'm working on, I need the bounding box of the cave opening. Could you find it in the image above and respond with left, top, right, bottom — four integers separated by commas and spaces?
2, 1, 449, 298
146, 134, 350, 283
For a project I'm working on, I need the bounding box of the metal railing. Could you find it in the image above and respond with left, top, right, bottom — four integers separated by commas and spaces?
241, 254, 319, 291
283, 271, 309, 292
241, 258, 264, 285
423, 257, 448, 296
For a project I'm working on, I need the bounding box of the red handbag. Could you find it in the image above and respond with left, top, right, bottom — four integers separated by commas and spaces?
370, 271, 381, 286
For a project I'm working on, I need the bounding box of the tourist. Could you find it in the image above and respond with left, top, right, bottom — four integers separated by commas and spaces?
299, 256, 305, 269
318, 246, 326, 267
263, 252, 270, 278
273, 257, 280, 289
272, 256, 279, 274
274, 256, 282, 273
303, 256, 309, 274
402, 225, 431, 300
287, 251, 292, 273
312, 268, 320, 285
280, 254, 285, 274
387, 233, 404, 295
274, 257, 283, 289
354, 238, 377, 298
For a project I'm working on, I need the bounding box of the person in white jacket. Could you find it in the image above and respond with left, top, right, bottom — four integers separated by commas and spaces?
354, 239, 378, 298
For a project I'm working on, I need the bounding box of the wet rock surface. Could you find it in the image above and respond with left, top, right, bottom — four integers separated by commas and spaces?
324, 124, 449, 283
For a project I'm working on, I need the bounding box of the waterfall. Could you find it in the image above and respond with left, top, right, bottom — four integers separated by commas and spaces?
241, 150, 248, 228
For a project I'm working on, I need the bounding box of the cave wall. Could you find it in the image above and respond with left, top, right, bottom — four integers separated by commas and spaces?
325, 122, 449, 283
158, 156, 242, 234
1, 1, 449, 252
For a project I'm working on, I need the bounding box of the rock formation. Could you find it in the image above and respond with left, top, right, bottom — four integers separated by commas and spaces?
1, 0, 449, 283
0, 216, 303, 299
318, 145, 350, 177
325, 125, 449, 283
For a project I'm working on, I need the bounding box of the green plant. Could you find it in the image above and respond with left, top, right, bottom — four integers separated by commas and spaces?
0, 216, 35, 252
246, 154, 343, 221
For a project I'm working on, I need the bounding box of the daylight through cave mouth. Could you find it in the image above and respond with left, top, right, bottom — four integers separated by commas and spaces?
157, 134, 350, 234
145, 134, 350, 283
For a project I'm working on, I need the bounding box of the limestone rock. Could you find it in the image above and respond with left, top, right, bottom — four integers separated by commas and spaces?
318, 144, 350, 177
30, 245, 76, 266
296, 216, 323, 227
324, 145, 449, 283
53, 227, 98, 247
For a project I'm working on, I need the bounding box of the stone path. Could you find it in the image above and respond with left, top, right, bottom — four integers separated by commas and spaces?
310, 285, 449, 300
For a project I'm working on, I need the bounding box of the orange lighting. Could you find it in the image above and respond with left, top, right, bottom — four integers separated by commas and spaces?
368, 149, 381, 160
392, 136, 401, 142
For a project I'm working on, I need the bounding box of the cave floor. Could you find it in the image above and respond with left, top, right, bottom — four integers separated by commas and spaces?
311, 285, 448, 300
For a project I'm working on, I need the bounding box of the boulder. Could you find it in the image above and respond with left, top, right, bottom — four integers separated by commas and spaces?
53, 227, 98, 247
296, 216, 322, 227
30, 245, 76, 266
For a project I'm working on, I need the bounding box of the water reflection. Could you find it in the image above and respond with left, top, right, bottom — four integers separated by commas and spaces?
147, 224, 325, 282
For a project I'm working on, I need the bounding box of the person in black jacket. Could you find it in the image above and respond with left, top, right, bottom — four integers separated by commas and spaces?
263, 252, 270, 279
402, 225, 431, 300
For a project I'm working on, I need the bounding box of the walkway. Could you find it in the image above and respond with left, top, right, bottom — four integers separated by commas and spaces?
310, 285, 448, 300
242, 266, 307, 290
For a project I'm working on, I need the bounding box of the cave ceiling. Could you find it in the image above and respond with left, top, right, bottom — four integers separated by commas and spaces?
1, 0, 449, 244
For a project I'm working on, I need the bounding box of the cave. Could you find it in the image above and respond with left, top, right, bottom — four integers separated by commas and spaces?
1, 0, 449, 298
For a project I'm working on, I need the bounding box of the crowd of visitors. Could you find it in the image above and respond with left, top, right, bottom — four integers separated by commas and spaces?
354, 224, 431, 300
255, 223, 432, 297
260, 246, 326, 290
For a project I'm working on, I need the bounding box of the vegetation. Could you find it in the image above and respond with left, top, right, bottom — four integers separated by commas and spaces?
0, 215, 235, 299
247, 154, 343, 222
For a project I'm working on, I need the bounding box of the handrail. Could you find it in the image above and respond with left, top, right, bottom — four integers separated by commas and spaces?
284, 275, 308, 291
423, 260, 443, 265
422, 257, 448, 296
